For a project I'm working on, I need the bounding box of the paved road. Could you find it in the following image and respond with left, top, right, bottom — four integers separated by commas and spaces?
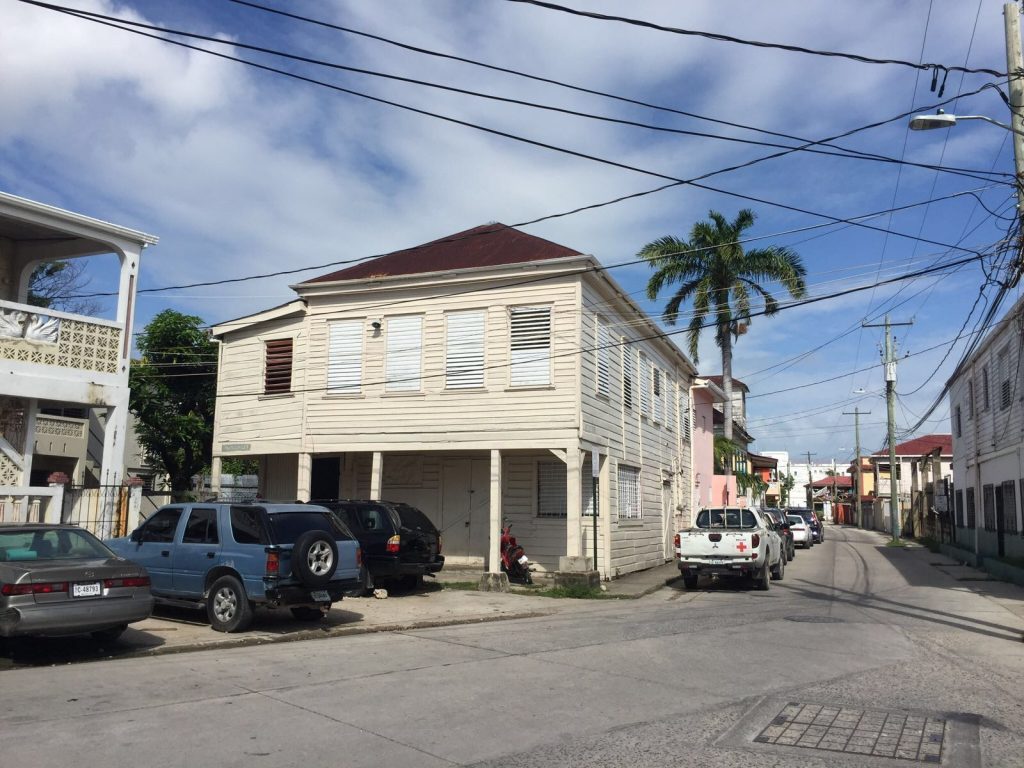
3, 526, 1023, 767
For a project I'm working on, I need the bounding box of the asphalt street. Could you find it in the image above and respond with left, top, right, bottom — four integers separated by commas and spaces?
2, 526, 1022, 767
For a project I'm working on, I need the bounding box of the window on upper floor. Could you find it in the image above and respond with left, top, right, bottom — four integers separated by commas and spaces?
954, 404, 962, 438
982, 364, 990, 410
968, 378, 975, 420
596, 316, 611, 397
385, 315, 423, 393
999, 345, 1011, 410
680, 389, 691, 440
445, 310, 485, 389
639, 354, 651, 418
623, 344, 634, 410
264, 338, 293, 395
327, 319, 362, 395
653, 368, 664, 423
509, 306, 551, 387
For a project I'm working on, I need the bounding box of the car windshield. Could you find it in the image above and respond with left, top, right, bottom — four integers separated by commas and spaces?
392, 503, 435, 532
0, 528, 112, 561
267, 511, 350, 543
695, 508, 757, 529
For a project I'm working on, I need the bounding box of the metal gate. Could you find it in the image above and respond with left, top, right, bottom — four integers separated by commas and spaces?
62, 485, 130, 538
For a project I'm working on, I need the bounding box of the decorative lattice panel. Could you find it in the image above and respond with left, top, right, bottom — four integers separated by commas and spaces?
36, 416, 86, 438
0, 452, 21, 485
0, 319, 120, 374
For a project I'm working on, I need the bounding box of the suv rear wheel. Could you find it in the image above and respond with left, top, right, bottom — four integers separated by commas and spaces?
208, 574, 254, 633
292, 531, 338, 587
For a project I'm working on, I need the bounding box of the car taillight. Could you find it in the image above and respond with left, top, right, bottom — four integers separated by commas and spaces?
266, 551, 280, 575
751, 534, 760, 548
386, 535, 400, 554
356, 547, 362, 566
103, 576, 150, 588
1, 581, 68, 596
674, 533, 680, 548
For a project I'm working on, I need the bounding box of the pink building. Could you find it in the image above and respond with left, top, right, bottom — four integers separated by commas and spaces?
690, 378, 728, 512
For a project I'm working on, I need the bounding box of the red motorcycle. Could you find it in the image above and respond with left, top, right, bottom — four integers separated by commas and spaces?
500, 522, 532, 584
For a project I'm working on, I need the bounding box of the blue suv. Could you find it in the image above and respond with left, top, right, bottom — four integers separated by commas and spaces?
107, 503, 362, 632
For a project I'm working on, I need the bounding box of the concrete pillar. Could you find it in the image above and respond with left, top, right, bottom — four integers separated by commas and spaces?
210, 456, 222, 498
98, 399, 128, 539
599, 453, 611, 578
566, 442, 582, 557
370, 451, 383, 500
488, 449, 502, 574
20, 397, 36, 487
296, 452, 312, 502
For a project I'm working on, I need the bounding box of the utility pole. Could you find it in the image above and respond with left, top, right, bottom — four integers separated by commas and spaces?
805, 451, 815, 510
842, 406, 871, 528
864, 314, 913, 542
1004, 4, 1024, 219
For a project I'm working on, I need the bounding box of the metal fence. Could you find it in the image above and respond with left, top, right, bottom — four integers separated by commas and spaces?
61, 485, 144, 539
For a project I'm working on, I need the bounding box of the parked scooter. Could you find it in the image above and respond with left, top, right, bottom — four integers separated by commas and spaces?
500, 522, 532, 584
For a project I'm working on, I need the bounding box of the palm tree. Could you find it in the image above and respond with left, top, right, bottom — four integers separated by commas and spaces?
639, 209, 807, 445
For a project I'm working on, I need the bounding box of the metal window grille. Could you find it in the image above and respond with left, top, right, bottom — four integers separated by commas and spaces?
983, 484, 995, 531
327, 319, 362, 394
537, 461, 567, 518
623, 343, 634, 410
445, 310, 485, 389
966, 486, 976, 529
618, 464, 641, 519
510, 306, 552, 387
385, 315, 423, 392
596, 317, 611, 396
264, 338, 292, 394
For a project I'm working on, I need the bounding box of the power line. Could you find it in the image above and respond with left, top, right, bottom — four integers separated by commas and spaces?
504, 0, 1006, 77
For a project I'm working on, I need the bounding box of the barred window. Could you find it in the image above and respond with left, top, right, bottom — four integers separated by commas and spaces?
1002, 480, 1018, 535
537, 461, 567, 518
983, 484, 995, 531
618, 464, 641, 519
966, 486, 976, 529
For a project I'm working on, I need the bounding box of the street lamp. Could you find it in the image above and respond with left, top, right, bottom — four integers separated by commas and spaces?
908, 109, 1024, 136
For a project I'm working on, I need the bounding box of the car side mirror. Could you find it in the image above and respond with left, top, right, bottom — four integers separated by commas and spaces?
130, 529, 144, 543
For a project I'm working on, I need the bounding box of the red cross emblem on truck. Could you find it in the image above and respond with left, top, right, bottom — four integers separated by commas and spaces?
736, 541, 748, 553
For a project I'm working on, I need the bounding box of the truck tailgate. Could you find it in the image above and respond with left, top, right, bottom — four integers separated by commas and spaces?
677, 530, 755, 558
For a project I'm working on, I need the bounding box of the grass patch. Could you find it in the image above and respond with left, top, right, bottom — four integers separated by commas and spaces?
885, 539, 908, 548
441, 581, 480, 591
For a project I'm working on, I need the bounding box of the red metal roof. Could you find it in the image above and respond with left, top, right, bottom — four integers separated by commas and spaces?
809, 476, 853, 488
873, 434, 952, 457
301, 223, 583, 284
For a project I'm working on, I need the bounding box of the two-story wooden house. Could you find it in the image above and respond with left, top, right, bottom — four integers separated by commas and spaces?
211, 224, 697, 580
948, 292, 1024, 561
0, 191, 157, 532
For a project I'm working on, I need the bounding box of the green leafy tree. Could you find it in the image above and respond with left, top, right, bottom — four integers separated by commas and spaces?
780, 472, 796, 506
639, 209, 807, 450
129, 310, 217, 492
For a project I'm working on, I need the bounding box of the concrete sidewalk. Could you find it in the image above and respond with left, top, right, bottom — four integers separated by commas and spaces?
0, 561, 684, 666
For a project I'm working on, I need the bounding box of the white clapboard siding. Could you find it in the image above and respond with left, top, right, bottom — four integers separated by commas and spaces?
445, 310, 485, 389
596, 316, 610, 396
666, 376, 675, 432
327, 319, 362, 394
385, 315, 423, 392
510, 306, 552, 387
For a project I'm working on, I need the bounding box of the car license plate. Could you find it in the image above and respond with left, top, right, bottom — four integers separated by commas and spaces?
707, 558, 726, 564
73, 582, 101, 598
310, 590, 330, 602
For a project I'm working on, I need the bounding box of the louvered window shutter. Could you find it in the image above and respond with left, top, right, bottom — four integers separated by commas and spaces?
446, 310, 485, 389
681, 389, 691, 441
596, 317, 610, 396
639, 355, 651, 417
666, 378, 675, 432
510, 306, 551, 387
264, 338, 293, 394
653, 368, 663, 423
623, 344, 634, 409
327, 320, 362, 394
386, 315, 423, 392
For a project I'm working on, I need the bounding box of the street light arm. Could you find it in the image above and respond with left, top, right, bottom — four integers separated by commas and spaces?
956, 114, 1024, 137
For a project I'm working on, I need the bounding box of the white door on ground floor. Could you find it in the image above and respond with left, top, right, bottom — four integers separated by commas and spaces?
441, 459, 491, 559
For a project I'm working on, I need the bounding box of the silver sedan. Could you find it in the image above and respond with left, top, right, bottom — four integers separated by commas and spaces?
0, 524, 153, 642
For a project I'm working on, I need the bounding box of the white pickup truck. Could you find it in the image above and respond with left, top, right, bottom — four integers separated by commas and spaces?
674, 507, 784, 590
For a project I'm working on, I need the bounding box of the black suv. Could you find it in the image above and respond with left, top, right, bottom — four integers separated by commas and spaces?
313, 500, 444, 591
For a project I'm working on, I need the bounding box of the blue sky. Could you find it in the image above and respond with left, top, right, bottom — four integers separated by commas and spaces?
0, 0, 1018, 466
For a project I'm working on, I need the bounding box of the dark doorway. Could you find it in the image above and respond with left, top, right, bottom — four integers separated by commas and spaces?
311, 457, 341, 500
995, 483, 1006, 558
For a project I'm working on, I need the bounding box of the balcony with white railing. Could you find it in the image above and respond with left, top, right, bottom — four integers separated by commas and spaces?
0, 300, 123, 377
